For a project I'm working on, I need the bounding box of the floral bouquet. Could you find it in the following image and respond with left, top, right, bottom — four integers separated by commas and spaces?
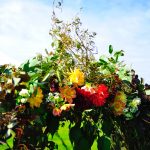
0, 10, 150, 150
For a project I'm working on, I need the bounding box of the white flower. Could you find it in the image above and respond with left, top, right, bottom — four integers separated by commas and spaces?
20, 98, 27, 103
19, 89, 29, 97
7, 79, 12, 84
6, 122, 17, 138
54, 95, 59, 100
130, 98, 141, 108
48, 93, 53, 97
7, 122, 17, 129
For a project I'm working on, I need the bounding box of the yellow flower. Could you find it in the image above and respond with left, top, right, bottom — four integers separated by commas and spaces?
59, 86, 76, 103
69, 69, 84, 86
28, 87, 43, 108
114, 91, 126, 103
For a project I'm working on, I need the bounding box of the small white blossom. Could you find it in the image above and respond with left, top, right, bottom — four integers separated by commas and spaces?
54, 95, 59, 100
7, 79, 12, 84
19, 89, 29, 97
130, 98, 141, 108
20, 98, 27, 103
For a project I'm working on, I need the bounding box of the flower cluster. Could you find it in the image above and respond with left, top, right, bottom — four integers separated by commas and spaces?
0, 13, 148, 150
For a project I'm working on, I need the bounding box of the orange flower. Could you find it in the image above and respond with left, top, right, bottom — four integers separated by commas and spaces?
60, 104, 75, 111
110, 91, 127, 116
28, 87, 43, 108
114, 91, 126, 103
52, 108, 62, 116
111, 100, 126, 116
59, 86, 76, 103
69, 69, 84, 86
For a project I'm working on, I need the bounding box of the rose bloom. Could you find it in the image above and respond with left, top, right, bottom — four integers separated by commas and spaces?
59, 86, 76, 103
69, 69, 84, 86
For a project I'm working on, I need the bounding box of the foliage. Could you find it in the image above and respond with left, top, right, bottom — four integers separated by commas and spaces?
0, 3, 150, 150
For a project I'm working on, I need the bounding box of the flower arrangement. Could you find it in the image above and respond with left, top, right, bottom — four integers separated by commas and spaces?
0, 7, 150, 150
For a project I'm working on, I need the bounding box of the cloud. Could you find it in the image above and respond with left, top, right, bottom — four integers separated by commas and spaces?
0, 0, 52, 64
77, 0, 150, 83
0, 51, 19, 65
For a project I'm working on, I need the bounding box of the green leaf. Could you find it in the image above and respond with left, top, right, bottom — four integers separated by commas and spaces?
46, 113, 60, 136
20, 60, 30, 72
29, 58, 40, 68
54, 18, 63, 24
74, 136, 91, 150
51, 42, 55, 47
97, 135, 111, 150
0, 65, 6, 73
4, 68, 11, 75
42, 72, 51, 82
47, 141, 58, 149
99, 59, 108, 65
6, 129, 15, 149
102, 118, 113, 136
114, 50, 124, 62
69, 125, 82, 145
76, 42, 81, 49
69, 125, 92, 150
109, 45, 113, 54
51, 55, 59, 61
29, 84, 34, 93
108, 57, 116, 64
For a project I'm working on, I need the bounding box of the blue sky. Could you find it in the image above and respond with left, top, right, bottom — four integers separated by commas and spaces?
0, 0, 150, 83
